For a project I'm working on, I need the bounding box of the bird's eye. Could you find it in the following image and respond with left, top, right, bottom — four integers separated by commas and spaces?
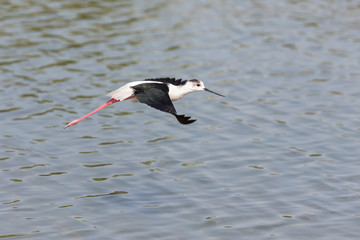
196, 83, 201, 87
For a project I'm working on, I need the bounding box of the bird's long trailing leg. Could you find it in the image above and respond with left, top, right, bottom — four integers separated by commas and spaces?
65, 98, 121, 128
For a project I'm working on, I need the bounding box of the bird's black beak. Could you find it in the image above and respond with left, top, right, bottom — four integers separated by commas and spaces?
204, 88, 225, 97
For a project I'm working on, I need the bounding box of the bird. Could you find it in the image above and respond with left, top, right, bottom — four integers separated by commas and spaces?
65, 78, 224, 128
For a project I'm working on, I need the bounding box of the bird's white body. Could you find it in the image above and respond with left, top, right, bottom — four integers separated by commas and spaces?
168, 84, 192, 101
107, 81, 153, 101
107, 80, 203, 102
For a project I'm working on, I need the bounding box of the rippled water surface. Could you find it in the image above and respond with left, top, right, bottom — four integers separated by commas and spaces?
1, 0, 360, 239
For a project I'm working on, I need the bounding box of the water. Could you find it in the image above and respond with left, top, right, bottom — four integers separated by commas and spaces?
1, 0, 360, 239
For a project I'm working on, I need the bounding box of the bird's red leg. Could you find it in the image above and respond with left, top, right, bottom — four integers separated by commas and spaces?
65, 98, 120, 128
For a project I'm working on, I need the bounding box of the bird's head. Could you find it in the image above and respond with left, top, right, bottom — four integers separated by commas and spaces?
186, 79, 225, 97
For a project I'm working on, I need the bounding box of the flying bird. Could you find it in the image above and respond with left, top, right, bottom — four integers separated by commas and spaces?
65, 78, 224, 128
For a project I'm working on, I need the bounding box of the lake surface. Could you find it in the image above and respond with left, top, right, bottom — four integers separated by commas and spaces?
1, 0, 360, 239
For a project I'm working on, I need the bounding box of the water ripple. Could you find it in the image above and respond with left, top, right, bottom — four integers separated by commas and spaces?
0, 107, 22, 113
76, 191, 128, 199
12, 107, 73, 121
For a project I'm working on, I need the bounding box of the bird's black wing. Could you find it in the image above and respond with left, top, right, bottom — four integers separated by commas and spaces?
144, 78, 187, 86
133, 83, 176, 114
132, 83, 196, 124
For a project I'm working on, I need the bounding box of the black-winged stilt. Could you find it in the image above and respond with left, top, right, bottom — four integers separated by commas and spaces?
65, 78, 224, 128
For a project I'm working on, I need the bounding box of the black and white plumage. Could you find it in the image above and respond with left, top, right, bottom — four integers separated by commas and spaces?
65, 78, 224, 128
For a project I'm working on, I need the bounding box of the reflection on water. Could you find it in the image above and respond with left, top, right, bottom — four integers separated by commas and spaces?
76, 191, 128, 199
83, 163, 113, 168
1, 0, 360, 239
147, 136, 176, 143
